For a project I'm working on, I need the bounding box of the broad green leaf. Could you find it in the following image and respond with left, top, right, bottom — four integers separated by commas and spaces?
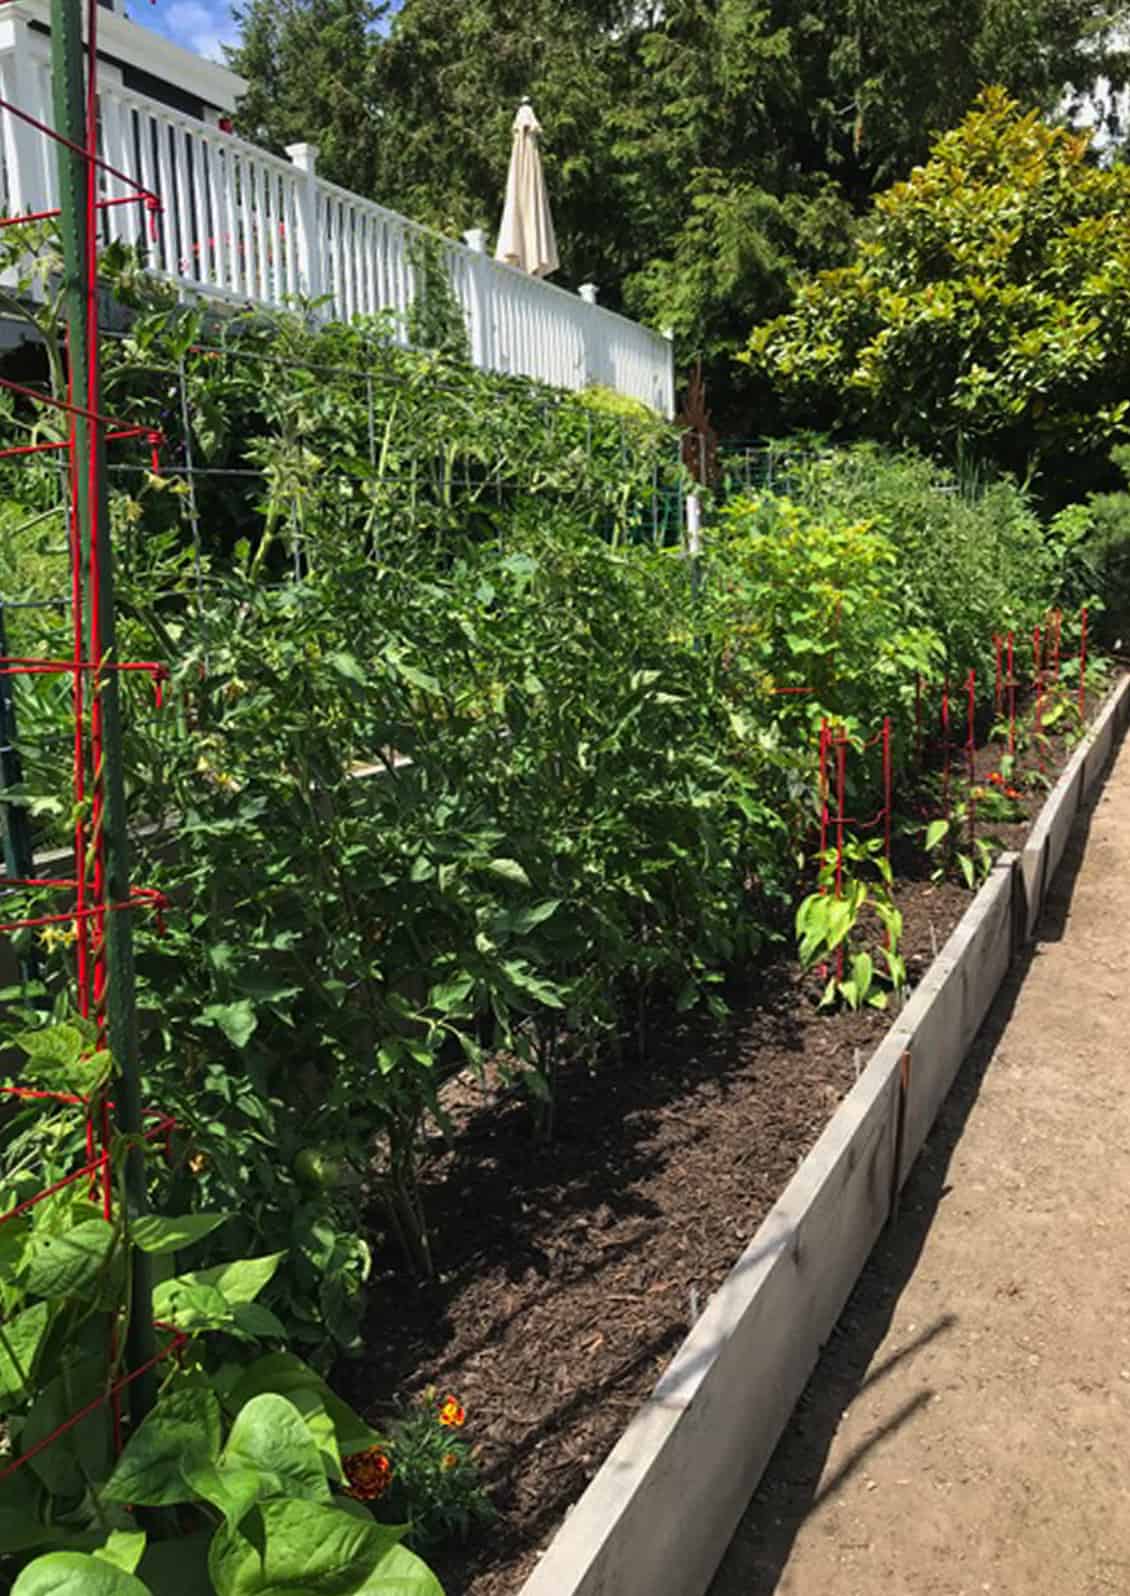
13, 1024, 111, 1095
185, 1252, 285, 1304
94, 1533, 146, 1575
356, 1544, 445, 1596
151, 1277, 232, 1331
103, 1387, 222, 1505
824, 899, 853, 950
485, 857, 530, 886
181, 1461, 261, 1533
500, 960, 565, 1008
11, 1552, 150, 1596
0, 1458, 53, 1554
925, 818, 949, 851
220, 1393, 330, 1503
23, 1219, 116, 1301
393, 661, 441, 696
14, 1024, 84, 1070
427, 974, 474, 1013
158, 1253, 285, 1327
0, 1301, 51, 1402
227, 1354, 382, 1456
229, 1302, 289, 1341
328, 651, 366, 686
504, 899, 561, 934
850, 952, 874, 997
22, 1354, 111, 1497
285, 1388, 343, 1482
131, 1213, 232, 1256
377, 1040, 403, 1076
208, 1498, 403, 1596
203, 1001, 258, 1050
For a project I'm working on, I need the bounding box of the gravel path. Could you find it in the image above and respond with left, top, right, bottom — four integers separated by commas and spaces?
711, 734, 1130, 1596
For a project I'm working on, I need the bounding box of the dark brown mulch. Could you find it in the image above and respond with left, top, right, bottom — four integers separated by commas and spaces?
337, 700, 1099, 1596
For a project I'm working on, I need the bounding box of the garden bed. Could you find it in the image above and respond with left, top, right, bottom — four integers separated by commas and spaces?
338, 686, 1117, 1596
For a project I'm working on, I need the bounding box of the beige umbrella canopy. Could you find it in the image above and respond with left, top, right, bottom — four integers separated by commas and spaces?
495, 99, 560, 279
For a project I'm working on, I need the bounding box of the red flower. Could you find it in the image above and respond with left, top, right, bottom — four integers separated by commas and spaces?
438, 1395, 466, 1429
343, 1447, 393, 1501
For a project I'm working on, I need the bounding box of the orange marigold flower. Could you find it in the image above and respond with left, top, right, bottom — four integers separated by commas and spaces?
442, 1452, 457, 1471
988, 771, 1002, 784
1005, 787, 1023, 800
343, 1446, 393, 1501
438, 1395, 466, 1428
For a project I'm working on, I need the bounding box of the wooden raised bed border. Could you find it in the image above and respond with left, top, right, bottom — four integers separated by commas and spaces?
519, 674, 1130, 1596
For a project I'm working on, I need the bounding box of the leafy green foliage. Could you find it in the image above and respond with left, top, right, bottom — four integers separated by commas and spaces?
227, 0, 1130, 403
795, 839, 905, 1011
0, 267, 1085, 1439
0, 1041, 429, 1594
0, 1176, 445, 1595
785, 445, 1057, 680
748, 90, 1130, 493
375, 1391, 493, 1552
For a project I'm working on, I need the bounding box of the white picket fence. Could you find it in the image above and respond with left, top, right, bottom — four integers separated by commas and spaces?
0, 26, 675, 415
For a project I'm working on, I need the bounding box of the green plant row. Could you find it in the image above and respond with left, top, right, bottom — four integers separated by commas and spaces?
0, 271, 1104, 1431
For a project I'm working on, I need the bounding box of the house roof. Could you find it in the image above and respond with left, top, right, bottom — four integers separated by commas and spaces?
9, 0, 247, 116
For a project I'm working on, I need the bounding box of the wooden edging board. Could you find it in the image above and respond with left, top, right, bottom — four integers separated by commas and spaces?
1019, 676, 1130, 940
518, 672, 1130, 1596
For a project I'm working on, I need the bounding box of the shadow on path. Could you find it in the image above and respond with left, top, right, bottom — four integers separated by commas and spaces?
709, 775, 1104, 1596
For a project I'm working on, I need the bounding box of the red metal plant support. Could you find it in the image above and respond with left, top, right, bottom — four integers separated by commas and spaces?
1079, 606, 1088, 719
941, 678, 951, 823
0, 0, 171, 1451
966, 669, 976, 853
1007, 631, 1016, 757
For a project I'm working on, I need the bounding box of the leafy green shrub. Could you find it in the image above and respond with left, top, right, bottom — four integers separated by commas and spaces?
110, 512, 787, 1311
1048, 448, 1130, 648
786, 444, 1057, 682
746, 89, 1130, 499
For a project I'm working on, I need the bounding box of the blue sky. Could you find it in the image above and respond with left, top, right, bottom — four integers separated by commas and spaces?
125, 0, 400, 61
124, 0, 240, 63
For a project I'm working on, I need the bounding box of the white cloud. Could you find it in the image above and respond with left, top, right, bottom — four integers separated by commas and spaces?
134, 0, 239, 62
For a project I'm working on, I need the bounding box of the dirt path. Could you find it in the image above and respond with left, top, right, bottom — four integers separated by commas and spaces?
711, 736, 1130, 1596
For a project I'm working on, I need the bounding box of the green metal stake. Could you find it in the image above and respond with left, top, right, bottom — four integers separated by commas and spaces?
51, 0, 156, 1425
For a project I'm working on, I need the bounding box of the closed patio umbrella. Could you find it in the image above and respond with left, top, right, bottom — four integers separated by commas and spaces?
495, 99, 560, 279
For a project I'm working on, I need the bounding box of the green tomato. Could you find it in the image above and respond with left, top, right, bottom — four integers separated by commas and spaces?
293, 1143, 347, 1191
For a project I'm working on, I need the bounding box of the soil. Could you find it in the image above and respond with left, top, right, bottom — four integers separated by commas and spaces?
337, 691, 1102, 1596
709, 716, 1130, 1596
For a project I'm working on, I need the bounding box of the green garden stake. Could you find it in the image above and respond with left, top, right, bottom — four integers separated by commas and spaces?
51, 0, 157, 1425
